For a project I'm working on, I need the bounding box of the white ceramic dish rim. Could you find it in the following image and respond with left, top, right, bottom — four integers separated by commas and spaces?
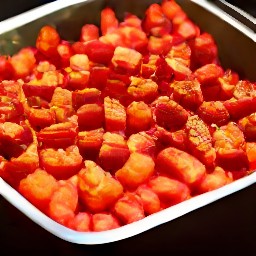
0, 0, 256, 245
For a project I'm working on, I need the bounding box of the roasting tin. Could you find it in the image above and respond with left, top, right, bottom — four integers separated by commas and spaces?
0, 0, 256, 245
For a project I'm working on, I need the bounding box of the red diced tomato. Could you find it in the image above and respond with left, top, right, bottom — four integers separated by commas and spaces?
72, 88, 101, 110
1, 142, 39, 189
185, 115, 216, 167
171, 79, 203, 111
81, 40, 115, 65
78, 160, 123, 212
101, 7, 119, 36
68, 212, 91, 232
127, 132, 156, 157
77, 103, 104, 131
10, 47, 36, 79
115, 152, 155, 189
36, 25, 60, 58
197, 166, 233, 194
37, 120, 78, 148
27, 108, 56, 130
48, 180, 78, 226
245, 142, 256, 171
197, 101, 230, 127
18, 168, 58, 212
189, 33, 218, 69
77, 128, 104, 160
142, 3, 172, 37
148, 175, 190, 208
113, 192, 145, 224
238, 113, 256, 141
152, 96, 189, 131
80, 24, 99, 42
104, 96, 126, 132
213, 122, 248, 170
111, 46, 142, 74
39, 145, 82, 180
136, 184, 161, 215
126, 101, 152, 134
128, 76, 158, 103
92, 213, 120, 231
98, 132, 130, 173
156, 146, 206, 187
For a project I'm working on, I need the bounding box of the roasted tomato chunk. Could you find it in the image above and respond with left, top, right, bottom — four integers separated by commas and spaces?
39, 145, 83, 180
104, 96, 126, 132
171, 79, 203, 111
213, 122, 248, 170
185, 115, 216, 167
37, 120, 78, 148
98, 132, 130, 173
19, 169, 58, 212
197, 101, 230, 127
148, 175, 190, 208
113, 192, 145, 224
48, 180, 78, 226
78, 160, 123, 212
152, 96, 189, 131
115, 152, 155, 189
156, 146, 206, 188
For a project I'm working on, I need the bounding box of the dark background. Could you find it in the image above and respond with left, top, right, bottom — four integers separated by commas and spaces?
0, 1, 256, 255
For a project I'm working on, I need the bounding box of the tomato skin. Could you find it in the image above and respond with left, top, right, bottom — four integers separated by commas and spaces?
156, 146, 206, 187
